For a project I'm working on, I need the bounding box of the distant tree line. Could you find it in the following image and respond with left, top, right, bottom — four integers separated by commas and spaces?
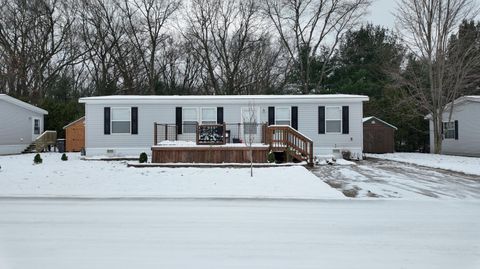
0, 0, 479, 151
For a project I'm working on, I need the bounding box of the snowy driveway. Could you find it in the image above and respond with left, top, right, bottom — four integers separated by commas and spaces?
0, 198, 479, 269
311, 158, 480, 199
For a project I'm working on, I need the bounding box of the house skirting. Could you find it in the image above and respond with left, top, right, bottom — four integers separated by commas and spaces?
0, 144, 29, 155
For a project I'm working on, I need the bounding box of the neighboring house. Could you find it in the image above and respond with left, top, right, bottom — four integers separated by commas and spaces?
0, 94, 48, 155
63, 116, 85, 152
363, 116, 397, 154
427, 96, 480, 157
79, 94, 369, 159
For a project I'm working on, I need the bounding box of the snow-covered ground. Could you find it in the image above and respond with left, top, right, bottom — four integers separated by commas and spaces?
0, 153, 343, 199
368, 153, 480, 176
312, 158, 480, 200
0, 199, 478, 269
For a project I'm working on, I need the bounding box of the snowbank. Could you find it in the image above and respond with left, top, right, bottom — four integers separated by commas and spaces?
368, 153, 480, 176
0, 153, 344, 199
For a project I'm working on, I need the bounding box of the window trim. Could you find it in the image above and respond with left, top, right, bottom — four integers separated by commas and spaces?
325, 106, 342, 134
275, 106, 291, 126
110, 107, 131, 134
200, 107, 217, 124
182, 107, 199, 134
443, 121, 455, 139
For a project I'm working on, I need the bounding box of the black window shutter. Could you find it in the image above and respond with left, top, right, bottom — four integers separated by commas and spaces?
268, 106, 275, 125
176, 107, 182, 134
217, 107, 224, 124
104, 107, 110, 135
291, 106, 298, 130
342, 106, 349, 134
131, 107, 138, 134
318, 106, 325, 134
455, 120, 459, 140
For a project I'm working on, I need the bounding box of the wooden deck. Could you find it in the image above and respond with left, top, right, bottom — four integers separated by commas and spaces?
151, 145, 269, 163
151, 123, 314, 165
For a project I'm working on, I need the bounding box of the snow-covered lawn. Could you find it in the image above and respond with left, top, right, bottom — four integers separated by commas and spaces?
368, 153, 480, 176
0, 199, 479, 269
0, 153, 343, 199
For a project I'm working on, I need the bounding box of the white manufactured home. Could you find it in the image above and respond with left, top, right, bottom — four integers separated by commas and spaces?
0, 94, 48, 155
79, 94, 369, 162
428, 95, 480, 157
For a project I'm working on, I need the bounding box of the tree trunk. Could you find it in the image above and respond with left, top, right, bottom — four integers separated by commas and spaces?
432, 113, 443, 154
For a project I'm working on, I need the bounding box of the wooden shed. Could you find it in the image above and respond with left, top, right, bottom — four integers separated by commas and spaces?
363, 116, 397, 153
63, 116, 85, 152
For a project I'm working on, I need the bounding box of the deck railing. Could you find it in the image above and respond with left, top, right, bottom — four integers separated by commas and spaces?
153, 123, 178, 145
35, 130, 57, 152
154, 122, 268, 145
266, 125, 314, 165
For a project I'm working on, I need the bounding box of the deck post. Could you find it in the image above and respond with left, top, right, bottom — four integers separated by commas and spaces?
165, 124, 168, 141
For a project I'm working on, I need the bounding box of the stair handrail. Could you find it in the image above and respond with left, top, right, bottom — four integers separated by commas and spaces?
266, 125, 314, 165
35, 130, 57, 152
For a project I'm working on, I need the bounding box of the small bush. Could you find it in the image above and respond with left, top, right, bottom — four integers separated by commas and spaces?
267, 151, 275, 163
139, 152, 148, 163
61, 153, 68, 161
34, 153, 42, 164
341, 150, 352, 160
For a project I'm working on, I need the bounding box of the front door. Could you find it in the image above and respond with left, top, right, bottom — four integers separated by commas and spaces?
32, 117, 41, 141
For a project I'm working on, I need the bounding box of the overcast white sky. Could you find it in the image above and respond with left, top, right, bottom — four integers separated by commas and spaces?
364, 0, 398, 29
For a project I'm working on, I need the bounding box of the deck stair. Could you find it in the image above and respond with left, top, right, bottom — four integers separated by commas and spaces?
22, 131, 57, 153
265, 125, 314, 166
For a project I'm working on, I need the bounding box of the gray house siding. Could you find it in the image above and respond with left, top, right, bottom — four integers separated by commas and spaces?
0, 99, 45, 154
83, 96, 366, 157
429, 101, 480, 157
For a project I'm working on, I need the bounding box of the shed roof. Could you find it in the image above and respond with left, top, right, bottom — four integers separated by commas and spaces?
0, 94, 48, 115
63, 116, 85, 129
363, 116, 398, 130
79, 94, 369, 104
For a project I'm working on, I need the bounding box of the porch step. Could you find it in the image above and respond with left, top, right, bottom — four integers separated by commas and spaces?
22, 143, 36, 154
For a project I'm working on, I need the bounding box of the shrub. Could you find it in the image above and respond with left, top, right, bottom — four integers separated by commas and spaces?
341, 150, 352, 160
34, 154, 42, 164
139, 152, 148, 163
61, 153, 68, 161
267, 151, 275, 163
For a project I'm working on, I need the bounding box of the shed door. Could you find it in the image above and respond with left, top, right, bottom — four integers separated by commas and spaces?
67, 122, 85, 152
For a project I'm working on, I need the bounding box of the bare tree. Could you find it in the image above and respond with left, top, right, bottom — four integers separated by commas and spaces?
395, 0, 480, 154
0, 0, 86, 99
118, 0, 180, 95
262, 0, 371, 93
242, 102, 258, 177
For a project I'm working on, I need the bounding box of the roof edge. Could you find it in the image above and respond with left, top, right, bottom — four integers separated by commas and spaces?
0, 94, 48, 115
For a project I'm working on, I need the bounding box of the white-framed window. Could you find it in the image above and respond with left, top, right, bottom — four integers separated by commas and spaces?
325, 106, 342, 133
33, 118, 40, 135
241, 107, 259, 134
111, 107, 131, 134
183, 107, 198, 133
443, 121, 455, 139
275, 107, 290, 125
201, 107, 217, 125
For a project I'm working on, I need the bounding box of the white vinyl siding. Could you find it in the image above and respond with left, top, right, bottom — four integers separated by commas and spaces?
275, 107, 290, 125
201, 107, 217, 124
111, 107, 131, 134
183, 107, 198, 133
325, 107, 342, 133
83, 99, 365, 157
